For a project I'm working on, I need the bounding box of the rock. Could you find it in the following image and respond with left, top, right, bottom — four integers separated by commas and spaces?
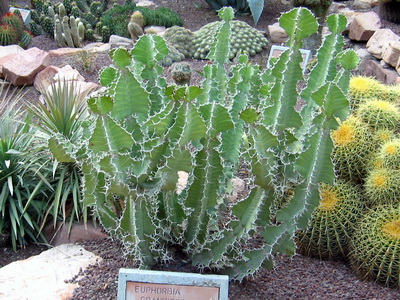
366, 29, 400, 59
348, 11, 381, 42
176, 171, 189, 194
397, 58, 400, 75
382, 41, 400, 67
226, 177, 246, 203
48, 47, 85, 60
328, 2, 347, 14
268, 22, 289, 44
380, 59, 391, 69
34, 65, 61, 94
358, 59, 400, 84
44, 221, 108, 246
356, 48, 374, 62
353, 0, 379, 9
145, 25, 167, 35
34, 65, 86, 95
0, 244, 102, 300
136, 0, 156, 7
83, 42, 111, 53
2, 47, 50, 86
109, 34, 133, 47
0, 45, 25, 77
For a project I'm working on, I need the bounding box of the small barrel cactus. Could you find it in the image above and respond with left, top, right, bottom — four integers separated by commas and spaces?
365, 167, 400, 206
128, 11, 144, 42
0, 24, 18, 46
169, 62, 192, 85
356, 99, 400, 131
349, 75, 385, 107
192, 20, 268, 60
350, 204, 400, 288
18, 30, 33, 49
297, 181, 365, 260
331, 115, 374, 183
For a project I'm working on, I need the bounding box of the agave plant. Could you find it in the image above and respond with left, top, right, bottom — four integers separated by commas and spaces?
205, 0, 265, 24
0, 83, 50, 249
27, 81, 93, 234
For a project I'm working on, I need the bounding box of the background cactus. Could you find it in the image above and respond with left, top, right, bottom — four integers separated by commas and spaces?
0, 12, 33, 48
47, 8, 358, 280
163, 26, 195, 58
192, 20, 267, 60
127, 11, 144, 42
296, 181, 365, 260
376, 138, 400, 169
350, 204, 400, 288
54, 15, 85, 48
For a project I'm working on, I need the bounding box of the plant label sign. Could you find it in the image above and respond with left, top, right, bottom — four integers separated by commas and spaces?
9, 8, 31, 26
267, 45, 311, 74
118, 269, 229, 300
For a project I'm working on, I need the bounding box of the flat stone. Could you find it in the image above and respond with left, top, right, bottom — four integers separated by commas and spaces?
49, 47, 85, 59
366, 29, 400, 59
145, 25, 167, 35
382, 41, 400, 67
83, 42, 111, 53
358, 59, 400, 84
136, 0, 156, 7
2, 47, 50, 86
109, 35, 133, 46
268, 22, 289, 44
44, 221, 108, 246
348, 11, 381, 42
0, 244, 102, 300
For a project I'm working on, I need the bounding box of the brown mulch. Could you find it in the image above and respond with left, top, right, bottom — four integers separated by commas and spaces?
2, 0, 400, 299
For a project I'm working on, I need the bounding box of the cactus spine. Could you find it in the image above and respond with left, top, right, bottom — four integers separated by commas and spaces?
47, 8, 358, 280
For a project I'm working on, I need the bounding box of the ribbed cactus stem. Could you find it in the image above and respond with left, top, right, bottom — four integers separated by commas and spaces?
62, 16, 74, 47
70, 16, 83, 47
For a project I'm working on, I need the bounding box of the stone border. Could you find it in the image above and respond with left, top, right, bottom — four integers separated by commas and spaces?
118, 268, 229, 300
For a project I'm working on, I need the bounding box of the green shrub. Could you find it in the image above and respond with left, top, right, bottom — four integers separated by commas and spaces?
100, 3, 183, 38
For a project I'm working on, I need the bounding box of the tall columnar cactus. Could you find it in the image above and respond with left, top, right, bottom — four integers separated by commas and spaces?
48, 7, 358, 280
54, 15, 85, 48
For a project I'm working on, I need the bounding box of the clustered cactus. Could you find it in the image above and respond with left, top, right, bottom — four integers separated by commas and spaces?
192, 20, 267, 59
127, 11, 144, 42
297, 74, 400, 289
0, 12, 32, 49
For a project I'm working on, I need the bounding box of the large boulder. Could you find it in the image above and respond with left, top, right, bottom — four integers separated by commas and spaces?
0, 45, 25, 77
2, 47, 50, 86
366, 29, 400, 59
348, 11, 381, 42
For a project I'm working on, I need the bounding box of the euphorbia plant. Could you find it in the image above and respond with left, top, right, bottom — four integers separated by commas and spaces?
49, 7, 358, 280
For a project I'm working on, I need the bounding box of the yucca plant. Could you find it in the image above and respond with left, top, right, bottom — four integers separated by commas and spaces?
27, 81, 93, 234
0, 83, 50, 250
